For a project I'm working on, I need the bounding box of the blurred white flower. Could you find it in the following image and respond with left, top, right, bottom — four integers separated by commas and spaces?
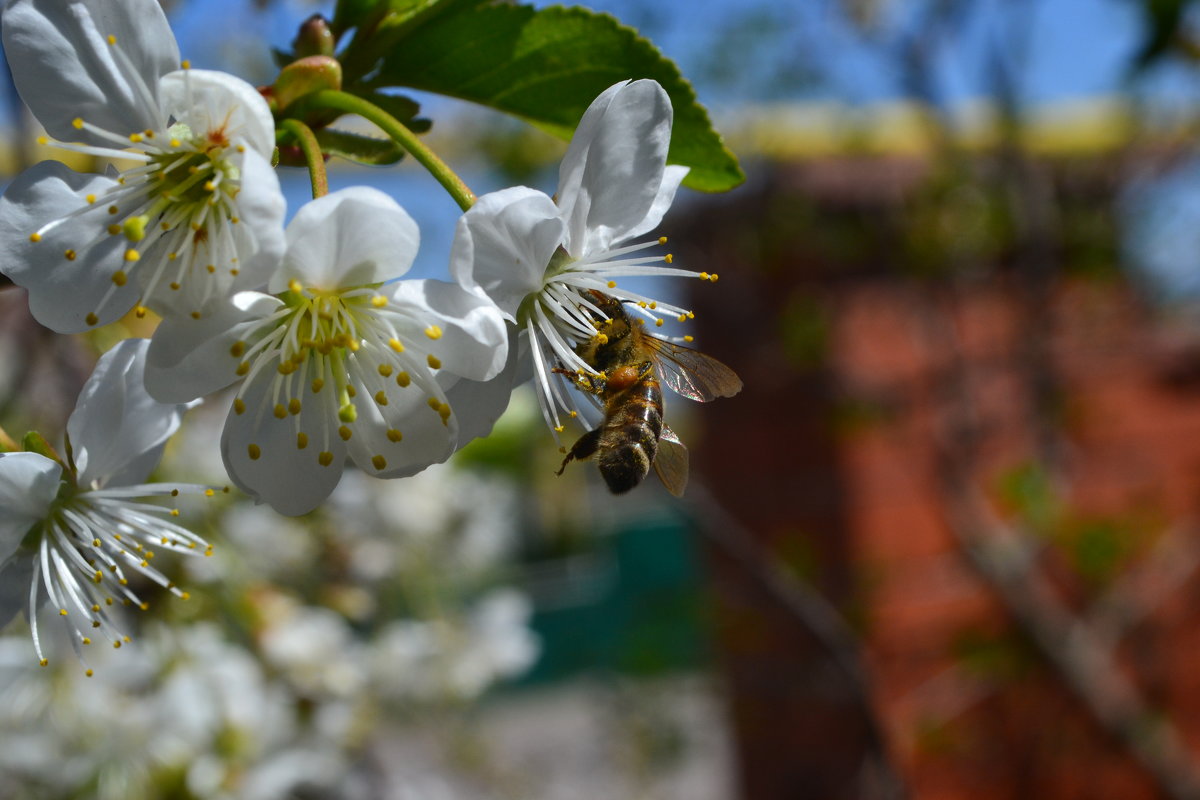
0, 0, 285, 332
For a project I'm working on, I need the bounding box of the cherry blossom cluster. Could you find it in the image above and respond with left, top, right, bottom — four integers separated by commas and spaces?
0, 0, 710, 665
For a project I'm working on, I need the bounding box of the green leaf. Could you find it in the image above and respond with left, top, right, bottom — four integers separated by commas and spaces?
367, 92, 432, 133
314, 129, 406, 165
369, 4, 743, 193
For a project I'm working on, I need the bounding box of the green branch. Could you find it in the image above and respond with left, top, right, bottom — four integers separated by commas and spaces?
278, 118, 329, 199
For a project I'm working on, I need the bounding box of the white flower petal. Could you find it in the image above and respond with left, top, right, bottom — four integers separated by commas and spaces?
158, 69, 276, 158
449, 187, 564, 320
0, 452, 61, 564
2, 0, 178, 143
556, 79, 674, 255
226, 148, 287, 287
273, 187, 418, 293
0, 161, 137, 332
68, 338, 187, 487
146, 292, 283, 403
221, 368, 346, 516
439, 327, 523, 446
620, 164, 689, 244
387, 279, 509, 382
344, 375, 456, 480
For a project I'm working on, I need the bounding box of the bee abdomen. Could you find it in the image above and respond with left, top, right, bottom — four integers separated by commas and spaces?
598, 434, 657, 494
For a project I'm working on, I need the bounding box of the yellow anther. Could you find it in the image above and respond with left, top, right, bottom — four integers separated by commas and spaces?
170, 138, 181, 148
39, 659, 48, 667
296, 432, 309, 449
181, 592, 190, 600
124, 248, 140, 262
230, 268, 239, 276
106, 34, 116, 45
288, 279, 303, 294
638, 301, 648, 308
273, 404, 287, 419
371, 295, 388, 308
318, 451, 334, 466
684, 335, 694, 343
395, 371, 411, 387
204, 181, 216, 192
427, 354, 441, 369
91, 603, 100, 612
234, 397, 247, 415
144, 129, 154, 138
346, 385, 357, 398
388, 338, 405, 353
659, 236, 668, 244
204, 488, 215, 497
170, 508, 180, 516
230, 340, 246, 357
699, 272, 710, 281
111, 270, 127, 287
29, 232, 41, 243
569, 410, 578, 418
129, 132, 143, 143
135, 306, 148, 318
678, 314, 688, 322
59, 609, 67, 616
710, 273, 719, 281
237, 144, 246, 153
85, 312, 99, 326
93, 571, 102, 583
92, 538, 101, 547
386, 429, 403, 442
206, 264, 215, 273
425, 325, 443, 340
597, 333, 609, 345
554, 425, 565, 433
64, 249, 76, 261
73, 117, 85, 129
108, 205, 119, 215
248, 443, 261, 460
378, 363, 394, 378
231, 217, 240, 224
108, 224, 122, 235
288, 398, 302, 415
338, 425, 352, 441
236, 361, 250, 376
36, 136, 47, 145
311, 377, 325, 393
181, 59, 191, 69
607, 280, 617, 288
655, 319, 664, 327
169, 281, 181, 290
190, 311, 201, 320
427, 397, 441, 412
86, 194, 96, 204
371, 454, 387, 471
664, 254, 674, 264
374, 390, 388, 406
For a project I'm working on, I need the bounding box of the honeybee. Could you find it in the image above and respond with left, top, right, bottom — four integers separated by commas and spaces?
555, 291, 742, 496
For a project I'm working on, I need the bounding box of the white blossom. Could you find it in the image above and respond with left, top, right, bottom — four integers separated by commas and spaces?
0, 0, 285, 332
450, 79, 713, 438
145, 187, 509, 515
0, 339, 213, 670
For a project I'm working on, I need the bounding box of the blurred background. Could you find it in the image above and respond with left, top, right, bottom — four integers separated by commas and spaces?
7, 0, 1200, 798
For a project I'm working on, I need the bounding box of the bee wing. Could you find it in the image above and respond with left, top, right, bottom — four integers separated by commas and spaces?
654, 425, 689, 497
646, 337, 743, 402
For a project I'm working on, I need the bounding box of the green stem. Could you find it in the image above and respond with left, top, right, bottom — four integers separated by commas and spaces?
278, 118, 329, 199
0, 424, 16, 453
304, 90, 476, 211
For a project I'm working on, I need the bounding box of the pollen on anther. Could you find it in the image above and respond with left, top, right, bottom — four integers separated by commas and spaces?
85, 194, 96, 205
234, 398, 247, 415
296, 432, 309, 449
388, 338, 405, 353
86, 312, 99, 326
170, 508, 180, 517
665, 254, 674, 264
29, 232, 41, 243
655, 319, 664, 327
374, 390, 388, 406
372, 295, 388, 308
248, 443, 262, 460
108, 224, 122, 236
181, 59, 191, 69
395, 371, 411, 387
112, 270, 128, 286
135, 306, 148, 318
106, 34, 116, 45
554, 425, 565, 433
425, 325, 443, 340
236, 361, 250, 376
318, 451, 334, 466
108, 205, 119, 215
190, 311, 201, 320
230, 341, 246, 357
678, 314, 687, 322
607, 280, 617, 288
338, 425, 353, 441
311, 377, 325, 393
36, 136, 47, 145
427, 354, 441, 369
124, 249, 140, 262
273, 404, 287, 419
288, 398, 302, 415
371, 454, 387, 470
170, 138, 181, 148
129, 132, 143, 143
64, 249, 76, 261
699, 272, 710, 281
206, 264, 216, 274
387, 428, 402, 442
73, 117, 85, 129
684, 335, 694, 343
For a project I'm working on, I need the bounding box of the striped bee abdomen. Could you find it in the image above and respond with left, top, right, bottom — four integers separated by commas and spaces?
596, 373, 664, 494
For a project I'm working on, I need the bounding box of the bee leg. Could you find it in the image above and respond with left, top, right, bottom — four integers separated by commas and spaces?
556, 428, 601, 475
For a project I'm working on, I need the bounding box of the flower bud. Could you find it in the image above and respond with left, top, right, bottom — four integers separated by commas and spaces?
273, 55, 343, 111
293, 14, 336, 58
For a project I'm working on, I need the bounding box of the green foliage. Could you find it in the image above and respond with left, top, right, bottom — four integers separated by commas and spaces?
364, 4, 743, 192
313, 129, 406, 165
